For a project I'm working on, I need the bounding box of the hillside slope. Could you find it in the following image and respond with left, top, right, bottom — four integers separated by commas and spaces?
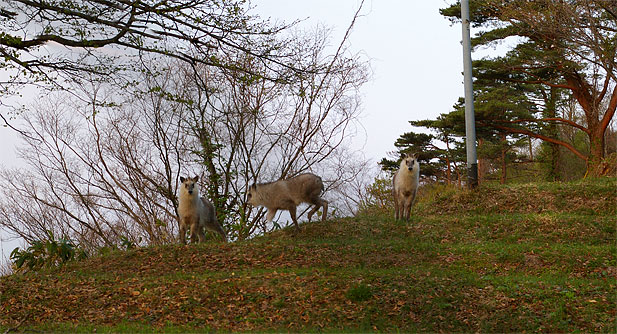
1, 178, 615, 332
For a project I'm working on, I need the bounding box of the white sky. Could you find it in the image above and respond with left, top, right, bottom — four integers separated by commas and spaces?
253, 0, 465, 162
0, 0, 470, 265
1, 0, 467, 166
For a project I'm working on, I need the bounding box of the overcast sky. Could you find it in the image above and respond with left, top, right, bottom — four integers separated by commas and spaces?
253, 0, 466, 163
0, 0, 471, 262
0, 1, 467, 168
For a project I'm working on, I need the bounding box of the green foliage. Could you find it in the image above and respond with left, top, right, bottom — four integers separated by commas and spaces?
357, 176, 393, 216
439, 0, 498, 26
119, 236, 136, 251
377, 158, 399, 173
380, 125, 465, 182
439, 0, 617, 176
10, 232, 87, 272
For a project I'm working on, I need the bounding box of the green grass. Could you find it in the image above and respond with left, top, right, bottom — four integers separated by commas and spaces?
1, 177, 615, 332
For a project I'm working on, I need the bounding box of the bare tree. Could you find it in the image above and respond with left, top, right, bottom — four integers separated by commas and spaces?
0, 0, 300, 83
0, 0, 324, 135
0, 19, 372, 248
166, 26, 371, 239
324, 151, 378, 217
0, 77, 186, 251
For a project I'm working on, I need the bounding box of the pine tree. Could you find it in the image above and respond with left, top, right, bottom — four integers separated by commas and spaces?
441, 0, 617, 176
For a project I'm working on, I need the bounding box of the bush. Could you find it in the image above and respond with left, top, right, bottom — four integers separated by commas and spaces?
119, 236, 136, 250
358, 176, 463, 217
10, 232, 87, 273
593, 153, 617, 177
413, 182, 461, 209
357, 177, 394, 216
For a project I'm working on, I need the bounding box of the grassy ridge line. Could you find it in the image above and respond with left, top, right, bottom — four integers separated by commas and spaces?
0, 178, 615, 332
418, 177, 616, 215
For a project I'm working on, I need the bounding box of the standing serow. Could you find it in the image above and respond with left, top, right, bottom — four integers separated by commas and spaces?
393, 153, 420, 221
178, 176, 227, 243
247, 173, 329, 232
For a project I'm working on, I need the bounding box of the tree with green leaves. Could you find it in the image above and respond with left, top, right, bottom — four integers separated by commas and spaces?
400, 93, 528, 185
472, 81, 536, 183
379, 121, 467, 185
408, 115, 467, 185
441, 0, 617, 176
0, 0, 314, 128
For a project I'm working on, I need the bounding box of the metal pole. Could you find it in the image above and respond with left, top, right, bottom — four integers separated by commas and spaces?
461, 0, 478, 188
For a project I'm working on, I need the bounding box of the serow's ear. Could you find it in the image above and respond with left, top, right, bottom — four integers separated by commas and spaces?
180, 176, 186, 183
250, 183, 257, 190
193, 176, 199, 182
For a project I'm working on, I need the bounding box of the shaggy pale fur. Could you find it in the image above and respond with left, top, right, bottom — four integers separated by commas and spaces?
247, 173, 328, 231
393, 153, 420, 221
178, 176, 227, 243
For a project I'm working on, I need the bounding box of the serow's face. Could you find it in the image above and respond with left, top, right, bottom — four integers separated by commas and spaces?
404, 155, 416, 171
181, 176, 199, 195
246, 185, 257, 205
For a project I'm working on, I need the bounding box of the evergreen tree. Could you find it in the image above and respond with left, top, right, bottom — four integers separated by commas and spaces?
441, 0, 617, 175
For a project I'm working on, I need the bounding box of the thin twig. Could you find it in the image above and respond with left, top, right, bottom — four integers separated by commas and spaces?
3, 312, 30, 334
0, 113, 39, 142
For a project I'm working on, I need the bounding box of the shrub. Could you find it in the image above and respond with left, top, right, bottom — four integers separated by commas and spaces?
120, 236, 136, 250
593, 153, 617, 177
357, 177, 394, 216
413, 182, 461, 209
358, 176, 463, 217
10, 232, 87, 273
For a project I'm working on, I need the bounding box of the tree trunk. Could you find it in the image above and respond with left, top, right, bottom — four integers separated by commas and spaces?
446, 156, 452, 185
501, 133, 507, 184
477, 139, 489, 184
587, 129, 606, 175
528, 136, 534, 161
445, 136, 452, 185
566, 75, 616, 177
544, 86, 560, 181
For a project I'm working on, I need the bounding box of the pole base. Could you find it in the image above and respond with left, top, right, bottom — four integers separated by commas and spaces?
468, 163, 478, 189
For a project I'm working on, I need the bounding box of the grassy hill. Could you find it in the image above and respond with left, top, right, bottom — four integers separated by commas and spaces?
1, 178, 615, 333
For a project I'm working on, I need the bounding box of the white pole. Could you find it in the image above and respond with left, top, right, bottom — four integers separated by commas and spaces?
461, 0, 478, 188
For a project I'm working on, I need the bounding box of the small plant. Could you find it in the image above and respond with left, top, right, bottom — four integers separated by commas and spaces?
120, 236, 136, 250
358, 176, 394, 215
346, 283, 373, 302
10, 231, 87, 272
